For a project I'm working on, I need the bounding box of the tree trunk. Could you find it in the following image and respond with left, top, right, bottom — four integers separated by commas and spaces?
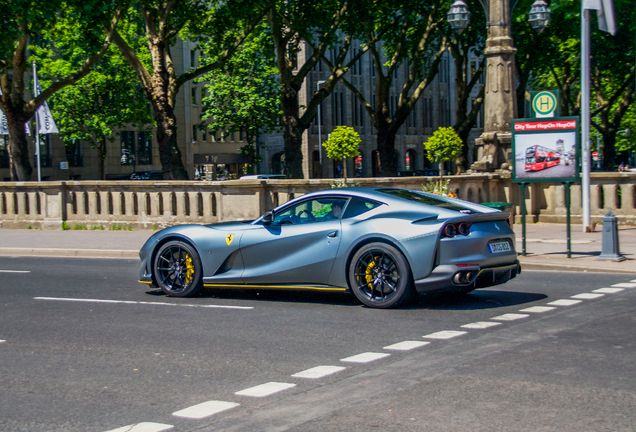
375, 123, 398, 176
154, 107, 188, 180
281, 87, 304, 179
6, 114, 32, 181
602, 131, 617, 172
96, 137, 107, 180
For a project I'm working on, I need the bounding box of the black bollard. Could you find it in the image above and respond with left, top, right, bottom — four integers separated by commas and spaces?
596, 209, 626, 262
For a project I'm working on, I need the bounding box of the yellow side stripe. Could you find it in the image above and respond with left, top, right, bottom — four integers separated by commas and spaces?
203, 283, 346, 292
138, 280, 153, 284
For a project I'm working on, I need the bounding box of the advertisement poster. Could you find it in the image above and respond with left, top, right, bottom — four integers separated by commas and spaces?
512, 117, 580, 183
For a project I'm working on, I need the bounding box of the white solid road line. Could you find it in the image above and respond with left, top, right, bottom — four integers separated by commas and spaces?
0, 270, 31, 273
104, 422, 173, 432
34, 297, 253, 310
547, 299, 582, 306
571, 293, 604, 300
172, 400, 240, 419
593, 288, 624, 293
384, 341, 430, 351
461, 321, 501, 329
292, 366, 346, 379
341, 352, 390, 363
235, 382, 296, 397
519, 306, 556, 313
423, 330, 467, 339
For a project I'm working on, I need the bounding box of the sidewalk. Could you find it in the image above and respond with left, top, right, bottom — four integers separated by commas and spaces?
1, 223, 635, 273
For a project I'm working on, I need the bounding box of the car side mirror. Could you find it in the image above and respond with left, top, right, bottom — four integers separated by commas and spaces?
263, 211, 274, 225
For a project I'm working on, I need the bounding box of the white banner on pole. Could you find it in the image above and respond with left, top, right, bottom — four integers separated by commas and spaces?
33, 72, 59, 134
582, 0, 617, 35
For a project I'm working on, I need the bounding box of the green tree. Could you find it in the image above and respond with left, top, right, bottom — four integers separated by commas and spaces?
323, 0, 447, 177
439, 0, 486, 172
424, 126, 462, 189
0, 0, 123, 181
45, 46, 154, 179
322, 125, 361, 179
111, 1, 268, 179
200, 25, 281, 175
525, 0, 635, 170
266, 0, 371, 178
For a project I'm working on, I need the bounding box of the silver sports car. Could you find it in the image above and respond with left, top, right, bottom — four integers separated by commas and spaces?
139, 187, 520, 308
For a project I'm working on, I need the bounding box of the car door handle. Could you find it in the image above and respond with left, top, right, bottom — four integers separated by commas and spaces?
327, 231, 338, 238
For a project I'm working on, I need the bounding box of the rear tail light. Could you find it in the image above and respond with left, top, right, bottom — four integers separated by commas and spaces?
443, 222, 471, 238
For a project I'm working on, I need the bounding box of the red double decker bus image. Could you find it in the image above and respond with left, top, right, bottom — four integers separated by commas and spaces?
525, 145, 561, 171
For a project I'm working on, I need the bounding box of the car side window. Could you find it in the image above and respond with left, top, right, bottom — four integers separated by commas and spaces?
275, 198, 348, 225
342, 198, 382, 219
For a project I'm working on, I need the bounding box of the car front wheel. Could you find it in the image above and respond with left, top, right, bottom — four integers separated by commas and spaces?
153, 240, 203, 297
349, 243, 414, 308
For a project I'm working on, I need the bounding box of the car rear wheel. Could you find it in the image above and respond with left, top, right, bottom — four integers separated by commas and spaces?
349, 243, 414, 308
154, 240, 203, 297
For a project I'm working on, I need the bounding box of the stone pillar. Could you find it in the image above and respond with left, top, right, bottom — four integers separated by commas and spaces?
470, 0, 517, 173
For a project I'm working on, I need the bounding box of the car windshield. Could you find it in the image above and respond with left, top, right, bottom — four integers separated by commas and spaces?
377, 188, 476, 213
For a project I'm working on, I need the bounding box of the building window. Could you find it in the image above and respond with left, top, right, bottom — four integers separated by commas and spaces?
137, 132, 152, 165
190, 50, 196, 68
37, 134, 52, 167
191, 87, 197, 105
120, 131, 135, 165
192, 124, 198, 142
66, 138, 83, 167
202, 125, 208, 142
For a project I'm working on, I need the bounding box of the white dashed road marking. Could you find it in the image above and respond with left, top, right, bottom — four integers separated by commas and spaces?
34, 297, 253, 310
571, 293, 604, 300
612, 283, 636, 288
547, 299, 582, 306
461, 321, 501, 329
172, 400, 239, 419
341, 352, 390, 363
519, 306, 556, 313
0, 340, 5, 343
0, 270, 31, 273
105, 422, 173, 432
491, 313, 529, 321
292, 366, 346, 379
593, 288, 624, 294
423, 330, 467, 340
384, 341, 430, 351
235, 382, 296, 397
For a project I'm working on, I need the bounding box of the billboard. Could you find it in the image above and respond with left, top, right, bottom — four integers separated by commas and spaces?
512, 117, 580, 183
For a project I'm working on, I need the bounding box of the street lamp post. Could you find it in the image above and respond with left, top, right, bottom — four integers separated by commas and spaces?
317, 80, 326, 176
447, 0, 549, 173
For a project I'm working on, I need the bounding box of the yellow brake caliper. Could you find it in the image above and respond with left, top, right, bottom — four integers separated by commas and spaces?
365, 258, 376, 289
185, 254, 194, 284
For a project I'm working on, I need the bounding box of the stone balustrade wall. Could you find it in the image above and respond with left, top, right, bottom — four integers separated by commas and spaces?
1, 173, 634, 230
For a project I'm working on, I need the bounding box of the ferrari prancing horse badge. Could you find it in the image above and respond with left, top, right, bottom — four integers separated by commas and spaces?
226, 233, 234, 245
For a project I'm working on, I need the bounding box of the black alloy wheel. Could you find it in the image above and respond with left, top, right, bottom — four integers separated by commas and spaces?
349, 242, 414, 308
153, 240, 203, 297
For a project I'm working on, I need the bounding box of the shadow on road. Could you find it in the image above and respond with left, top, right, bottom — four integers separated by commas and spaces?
409, 289, 548, 311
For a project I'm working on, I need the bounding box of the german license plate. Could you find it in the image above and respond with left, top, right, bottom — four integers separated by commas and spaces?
489, 241, 511, 253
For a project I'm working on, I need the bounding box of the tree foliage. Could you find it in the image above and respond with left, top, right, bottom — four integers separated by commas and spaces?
200, 25, 281, 175
424, 126, 462, 187
0, 0, 123, 180
322, 125, 361, 178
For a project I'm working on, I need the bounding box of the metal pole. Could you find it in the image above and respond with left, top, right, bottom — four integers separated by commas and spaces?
32, 61, 41, 182
565, 182, 572, 258
581, 8, 591, 232
521, 182, 527, 256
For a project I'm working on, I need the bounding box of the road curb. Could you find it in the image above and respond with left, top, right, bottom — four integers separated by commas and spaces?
518, 259, 636, 274
0, 248, 139, 260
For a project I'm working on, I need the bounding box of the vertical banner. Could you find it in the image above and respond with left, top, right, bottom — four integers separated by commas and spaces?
0, 88, 31, 135
33, 71, 59, 134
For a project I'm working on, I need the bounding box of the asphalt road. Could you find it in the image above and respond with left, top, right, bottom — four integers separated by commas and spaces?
1, 257, 635, 432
